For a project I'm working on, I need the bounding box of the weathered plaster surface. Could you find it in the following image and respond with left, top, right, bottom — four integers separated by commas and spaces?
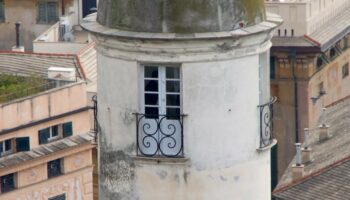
97, 0, 266, 33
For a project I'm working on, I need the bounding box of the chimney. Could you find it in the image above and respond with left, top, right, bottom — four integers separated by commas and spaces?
12, 21, 25, 52
292, 143, 304, 180
319, 108, 330, 141
302, 128, 312, 164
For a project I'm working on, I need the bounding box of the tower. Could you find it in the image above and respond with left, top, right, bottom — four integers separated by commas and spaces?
82, 1, 281, 199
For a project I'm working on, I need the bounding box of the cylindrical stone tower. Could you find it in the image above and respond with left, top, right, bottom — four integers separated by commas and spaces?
82, 1, 281, 199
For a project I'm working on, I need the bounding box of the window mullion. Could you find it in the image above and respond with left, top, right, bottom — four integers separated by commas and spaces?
159, 67, 166, 115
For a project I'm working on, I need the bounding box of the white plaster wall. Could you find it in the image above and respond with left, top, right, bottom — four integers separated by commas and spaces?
96, 49, 272, 199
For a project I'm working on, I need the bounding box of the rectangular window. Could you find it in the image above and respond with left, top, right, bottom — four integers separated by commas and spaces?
137, 65, 183, 157
37, 1, 58, 24
342, 63, 349, 79
0, 173, 16, 193
39, 122, 73, 144
142, 65, 181, 119
48, 159, 63, 178
0, 0, 4, 22
0, 139, 12, 157
49, 194, 66, 200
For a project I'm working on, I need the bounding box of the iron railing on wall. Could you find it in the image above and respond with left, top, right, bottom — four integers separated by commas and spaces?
258, 97, 277, 149
134, 113, 185, 158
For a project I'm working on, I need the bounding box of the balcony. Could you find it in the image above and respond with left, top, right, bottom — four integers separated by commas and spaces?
135, 113, 185, 158
258, 97, 277, 150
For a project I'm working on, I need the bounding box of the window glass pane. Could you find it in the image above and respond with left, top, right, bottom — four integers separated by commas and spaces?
1, 173, 15, 193
145, 67, 158, 78
4, 140, 11, 151
0, 0, 4, 21
52, 125, 59, 137
47, 2, 57, 23
145, 80, 158, 92
145, 107, 158, 118
167, 94, 180, 106
166, 108, 180, 119
145, 94, 158, 105
48, 159, 62, 178
166, 81, 180, 93
38, 2, 47, 23
166, 67, 180, 79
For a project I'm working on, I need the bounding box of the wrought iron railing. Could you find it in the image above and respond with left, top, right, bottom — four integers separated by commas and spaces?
134, 113, 185, 157
258, 97, 277, 149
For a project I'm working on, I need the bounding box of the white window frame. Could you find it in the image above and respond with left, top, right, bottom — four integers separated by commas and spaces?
47, 125, 60, 142
0, 139, 12, 156
139, 64, 182, 117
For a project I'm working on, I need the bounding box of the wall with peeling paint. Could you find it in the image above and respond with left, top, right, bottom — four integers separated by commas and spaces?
82, 0, 280, 199
90, 28, 277, 199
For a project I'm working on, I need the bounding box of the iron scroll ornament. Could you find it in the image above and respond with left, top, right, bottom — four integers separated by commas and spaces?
135, 113, 185, 157
258, 97, 277, 148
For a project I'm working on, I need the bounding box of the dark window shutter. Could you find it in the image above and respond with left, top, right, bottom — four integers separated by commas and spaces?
0, 0, 4, 22
63, 122, 73, 138
47, 2, 57, 23
16, 137, 30, 152
37, 2, 47, 23
0, 142, 3, 155
39, 128, 50, 144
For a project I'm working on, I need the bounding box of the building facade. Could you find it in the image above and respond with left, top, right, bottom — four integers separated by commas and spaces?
0, 0, 97, 51
0, 52, 97, 200
265, 0, 350, 184
82, 0, 281, 199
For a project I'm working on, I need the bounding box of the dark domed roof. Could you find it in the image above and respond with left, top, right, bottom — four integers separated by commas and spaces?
97, 0, 266, 33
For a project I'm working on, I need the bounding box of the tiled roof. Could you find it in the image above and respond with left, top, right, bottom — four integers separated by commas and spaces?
274, 96, 350, 198
0, 51, 83, 78
307, 4, 350, 51
0, 132, 95, 169
77, 43, 97, 92
271, 37, 314, 47
273, 158, 350, 200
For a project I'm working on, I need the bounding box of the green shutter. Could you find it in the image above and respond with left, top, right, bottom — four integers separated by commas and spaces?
47, 2, 58, 23
0, 0, 4, 22
63, 122, 73, 138
16, 137, 30, 152
39, 128, 50, 144
37, 2, 47, 23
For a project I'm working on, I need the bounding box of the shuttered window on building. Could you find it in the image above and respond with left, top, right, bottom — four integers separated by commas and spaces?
0, 0, 4, 22
16, 137, 30, 152
63, 122, 73, 138
37, 1, 58, 24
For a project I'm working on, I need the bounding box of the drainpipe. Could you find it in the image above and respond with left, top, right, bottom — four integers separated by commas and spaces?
290, 50, 299, 143
12, 22, 24, 52
15, 22, 21, 48
61, 0, 65, 15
